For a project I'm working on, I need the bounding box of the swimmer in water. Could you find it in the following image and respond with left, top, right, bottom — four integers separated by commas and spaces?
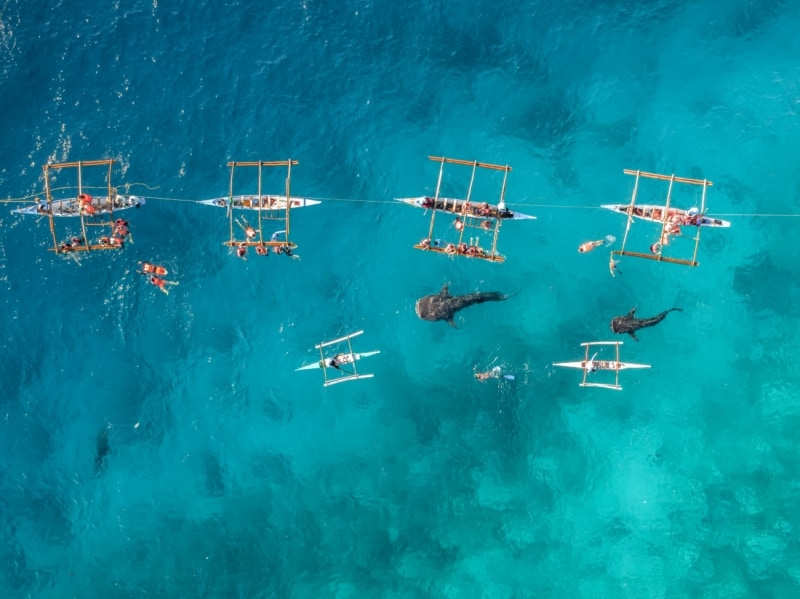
474, 366, 515, 382
578, 235, 616, 254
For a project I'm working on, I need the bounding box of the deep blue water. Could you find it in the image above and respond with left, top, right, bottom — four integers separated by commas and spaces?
3, 0, 800, 597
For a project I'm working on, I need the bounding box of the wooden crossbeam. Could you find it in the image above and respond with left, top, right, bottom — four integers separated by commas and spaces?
623, 169, 713, 186
227, 160, 299, 167
223, 241, 298, 248
428, 156, 512, 172
413, 243, 505, 263
612, 249, 698, 267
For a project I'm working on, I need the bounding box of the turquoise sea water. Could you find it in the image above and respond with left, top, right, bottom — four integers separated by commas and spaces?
3, 0, 800, 597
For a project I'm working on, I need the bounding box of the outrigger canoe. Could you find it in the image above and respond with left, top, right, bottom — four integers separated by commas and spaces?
396, 196, 535, 221
198, 195, 321, 211
601, 204, 730, 228
552, 360, 650, 371
295, 350, 381, 372
13, 195, 145, 217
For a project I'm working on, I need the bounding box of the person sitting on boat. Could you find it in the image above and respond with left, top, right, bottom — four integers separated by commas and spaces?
420, 238, 431, 249
236, 242, 248, 260
59, 241, 74, 252
685, 207, 700, 226
458, 242, 468, 254
35, 199, 49, 215
479, 202, 491, 217
444, 243, 456, 254
255, 244, 268, 256
70, 236, 86, 247
78, 193, 96, 216
421, 197, 434, 209
462, 201, 471, 215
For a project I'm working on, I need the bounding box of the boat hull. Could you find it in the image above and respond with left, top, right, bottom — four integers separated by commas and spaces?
296, 350, 380, 371
553, 360, 650, 370
396, 196, 535, 221
601, 204, 731, 228
13, 195, 145, 217
199, 195, 321, 211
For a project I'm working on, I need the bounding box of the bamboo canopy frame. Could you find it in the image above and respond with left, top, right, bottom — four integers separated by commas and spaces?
612, 169, 713, 268
223, 160, 300, 251
43, 159, 122, 255
413, 155, 511, 264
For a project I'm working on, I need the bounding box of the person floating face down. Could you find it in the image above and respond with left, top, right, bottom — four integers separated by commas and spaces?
148, 275, 179, 295
474, 366, 515, 382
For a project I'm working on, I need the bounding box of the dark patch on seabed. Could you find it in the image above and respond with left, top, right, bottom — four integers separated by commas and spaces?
733, 251, 800, 317
94, 426, 112, 475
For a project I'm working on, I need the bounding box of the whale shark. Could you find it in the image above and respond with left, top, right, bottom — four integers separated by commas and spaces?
610, 306, 682, 341
415, 284, 506, 327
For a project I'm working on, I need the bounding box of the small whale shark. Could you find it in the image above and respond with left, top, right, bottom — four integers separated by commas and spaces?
94, 426, 112, 476
415, 283, 506, 327
610, 306, 682, 341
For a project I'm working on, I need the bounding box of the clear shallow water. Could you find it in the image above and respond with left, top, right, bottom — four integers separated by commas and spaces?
2, 0, 800, 597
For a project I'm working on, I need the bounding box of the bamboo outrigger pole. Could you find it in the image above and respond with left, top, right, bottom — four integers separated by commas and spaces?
426, 158, 446, 243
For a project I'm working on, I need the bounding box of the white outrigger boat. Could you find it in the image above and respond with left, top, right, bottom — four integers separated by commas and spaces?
553, 341, 650, 391
396, 196, 536, 221
13, 194, 144, 217
600, 204, 730, 228
296, 330, 380, 387
198, 195, 320, 211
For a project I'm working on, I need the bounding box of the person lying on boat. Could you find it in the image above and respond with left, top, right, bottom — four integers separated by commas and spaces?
585, 353, 599, 374
324, 353, 354, 370
236, 217, 258, 240
474, 366, 515, 382
148, 275, 179, 295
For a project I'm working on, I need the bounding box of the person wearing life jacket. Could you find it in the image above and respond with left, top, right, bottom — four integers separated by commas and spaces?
114, 219, 130, 238
255, 244, 268, 256
149, 275, 179, 295
78, 193, 96, 216
236, 242, 248, 260
138, 261, 167, 276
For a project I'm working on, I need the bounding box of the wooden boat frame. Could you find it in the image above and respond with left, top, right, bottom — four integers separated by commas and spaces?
311, 330, 376, 387
554, 341, 650, 391
42, 160, 125, 256
611, 169, 713, 268
413, 156, 511, 264
222, 160, 299, 254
